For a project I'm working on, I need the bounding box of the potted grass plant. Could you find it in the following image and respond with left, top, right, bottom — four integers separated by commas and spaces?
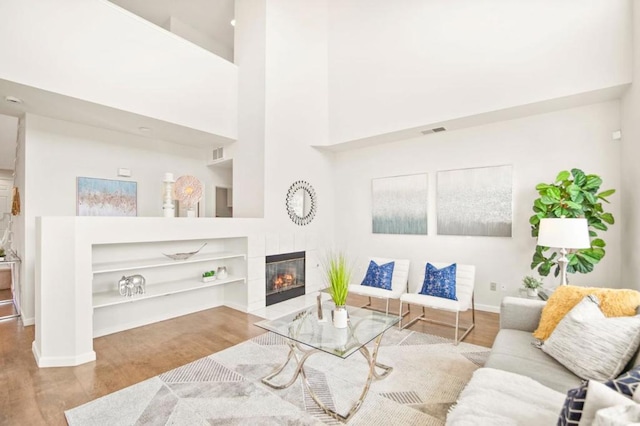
325, 252, 351, 328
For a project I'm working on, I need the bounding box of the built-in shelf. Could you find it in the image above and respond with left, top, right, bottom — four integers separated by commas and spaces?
206, 158, 233, 169
93, 275, 245, 308
92, 251, 246, 274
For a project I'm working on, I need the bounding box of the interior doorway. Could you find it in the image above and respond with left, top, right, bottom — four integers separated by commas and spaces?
215, 186, 233, 217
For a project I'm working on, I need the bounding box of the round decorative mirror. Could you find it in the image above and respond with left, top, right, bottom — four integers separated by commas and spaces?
286, 181, 317, 226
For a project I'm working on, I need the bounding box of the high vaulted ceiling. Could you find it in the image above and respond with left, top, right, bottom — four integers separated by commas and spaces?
108, 0, 235, 58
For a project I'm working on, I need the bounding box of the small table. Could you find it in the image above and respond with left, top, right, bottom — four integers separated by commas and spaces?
255, 304, 399, 422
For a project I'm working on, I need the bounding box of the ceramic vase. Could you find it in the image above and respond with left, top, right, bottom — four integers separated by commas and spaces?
332, 306, 348, 329
527, 288, 538, 297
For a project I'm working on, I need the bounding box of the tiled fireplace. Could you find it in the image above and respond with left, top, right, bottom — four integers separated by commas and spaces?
265, 251, 305, 306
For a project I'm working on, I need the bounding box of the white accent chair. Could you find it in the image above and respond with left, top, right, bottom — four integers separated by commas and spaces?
399, 262, 476, 345
348, 257, 410, 315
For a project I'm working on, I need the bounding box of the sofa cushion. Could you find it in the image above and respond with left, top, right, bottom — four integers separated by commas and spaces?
542, 295, 640, 381
485, 329, 582, 393
533, 285, 640, 340
605, 365, 640, 400
445, 367, 566, 426
558, 380, 635, 426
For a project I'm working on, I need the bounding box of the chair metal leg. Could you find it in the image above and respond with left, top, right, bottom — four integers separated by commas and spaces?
400, 293, 476, 345
359, 295, 409, 317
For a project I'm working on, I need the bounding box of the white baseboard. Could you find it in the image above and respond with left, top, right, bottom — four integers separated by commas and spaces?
224, 301, 249, 313
475, 303, 500, 314
32, 341, 96, 367
22, 316, 35, 326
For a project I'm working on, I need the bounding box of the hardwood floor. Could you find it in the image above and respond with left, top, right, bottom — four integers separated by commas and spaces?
0, 300, 499, 425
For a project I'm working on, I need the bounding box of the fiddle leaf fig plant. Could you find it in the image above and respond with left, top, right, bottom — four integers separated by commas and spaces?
529, 168, 615, 277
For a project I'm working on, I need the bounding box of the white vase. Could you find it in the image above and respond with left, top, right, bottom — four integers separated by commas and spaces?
527, 288, 538, 297
332, 306, 348, 329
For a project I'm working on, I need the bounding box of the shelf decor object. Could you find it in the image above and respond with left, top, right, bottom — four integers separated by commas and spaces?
162, 172, 175, 218
173, 175, 203, 218
162, 242, 207, 261
76, 177, 137, 217
118, 274, 146, 297
537, 217, 590, 286
202, 270, 216, 283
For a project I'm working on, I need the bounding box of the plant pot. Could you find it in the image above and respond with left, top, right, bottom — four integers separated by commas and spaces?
202, 276, 216, 283
527, 288, 538, 297
332, 306, 348, 329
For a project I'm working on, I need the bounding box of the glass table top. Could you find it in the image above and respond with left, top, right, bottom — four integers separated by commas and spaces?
255, 303, 400, 359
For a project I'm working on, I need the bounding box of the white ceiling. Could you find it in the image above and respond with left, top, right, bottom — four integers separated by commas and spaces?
108, 0, 235, 53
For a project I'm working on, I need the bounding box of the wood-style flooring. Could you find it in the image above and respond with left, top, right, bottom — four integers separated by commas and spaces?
0, 296, 499, 425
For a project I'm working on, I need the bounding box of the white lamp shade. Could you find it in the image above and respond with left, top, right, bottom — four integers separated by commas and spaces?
537, 218, 591, 249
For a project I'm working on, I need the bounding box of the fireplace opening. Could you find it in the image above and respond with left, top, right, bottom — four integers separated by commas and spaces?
266, 251, 305, 306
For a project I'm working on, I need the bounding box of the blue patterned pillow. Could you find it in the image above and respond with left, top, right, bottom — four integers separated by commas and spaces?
419, 263, 457, 300
558, 382, 588, 425
605, 365, 640, 398
361, 261, 395, 290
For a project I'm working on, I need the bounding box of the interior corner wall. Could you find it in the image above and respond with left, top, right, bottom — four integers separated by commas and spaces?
621, 0, 640, 290
333, 102, 623, 311
19, 114, 224, 323
327, 0, 632, 144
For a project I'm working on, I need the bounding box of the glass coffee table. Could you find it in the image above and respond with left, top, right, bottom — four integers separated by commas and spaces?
255, 303, 400, 422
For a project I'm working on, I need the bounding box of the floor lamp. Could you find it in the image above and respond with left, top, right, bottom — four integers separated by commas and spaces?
537, 218, 591, 286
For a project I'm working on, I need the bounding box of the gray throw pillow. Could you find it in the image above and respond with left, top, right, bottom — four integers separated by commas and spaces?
542, 295, 640, 382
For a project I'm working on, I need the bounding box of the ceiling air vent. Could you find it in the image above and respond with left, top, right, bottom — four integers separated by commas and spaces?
421, 127, 447, 135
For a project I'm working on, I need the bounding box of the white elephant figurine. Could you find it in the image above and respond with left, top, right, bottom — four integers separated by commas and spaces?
118, 275, 146, 297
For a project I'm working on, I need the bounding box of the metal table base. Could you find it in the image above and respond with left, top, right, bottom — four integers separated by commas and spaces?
261, 332, 393, 423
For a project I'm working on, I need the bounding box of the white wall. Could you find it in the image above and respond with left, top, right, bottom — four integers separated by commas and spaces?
621, 1, 640, 289
333, 102, 623, 311
231, 0, 267, 218
19, 114, 227, 323
327, 0, 632, 144
263, 0, 334, 233
0, 0, 237, 138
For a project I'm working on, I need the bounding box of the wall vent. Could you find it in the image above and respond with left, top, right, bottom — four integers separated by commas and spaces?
421, 127, 447, 135
212, 147, 224, 160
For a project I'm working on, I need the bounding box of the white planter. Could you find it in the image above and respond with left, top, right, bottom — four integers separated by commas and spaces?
202, 276, 216, 283
332, 306, 349, 329
527, 288, 538, 297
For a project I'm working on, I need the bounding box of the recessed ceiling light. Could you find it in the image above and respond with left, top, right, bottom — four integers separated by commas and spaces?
230, 19, 236, 27
138, 126, 151, 132
4, 96, 23, 104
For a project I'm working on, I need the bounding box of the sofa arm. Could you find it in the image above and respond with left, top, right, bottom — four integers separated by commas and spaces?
500, 296, 546, 332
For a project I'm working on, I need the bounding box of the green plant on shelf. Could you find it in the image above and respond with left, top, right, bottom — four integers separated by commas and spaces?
202, 270, 216, 278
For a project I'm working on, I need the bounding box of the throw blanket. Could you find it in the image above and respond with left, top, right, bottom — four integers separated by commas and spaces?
446, 368, 566, 425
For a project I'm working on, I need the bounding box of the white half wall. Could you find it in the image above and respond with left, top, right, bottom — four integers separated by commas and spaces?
327, 0, 632, 145
19, 114, 227, 323
333, 102, 623, 310
0, 0, 237, 138
621, 0, 640, 290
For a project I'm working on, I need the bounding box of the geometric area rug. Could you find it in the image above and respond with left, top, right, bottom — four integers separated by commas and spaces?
65, 328, 490, 425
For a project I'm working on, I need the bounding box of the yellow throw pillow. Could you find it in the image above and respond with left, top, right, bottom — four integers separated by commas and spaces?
533, 285, 640, 340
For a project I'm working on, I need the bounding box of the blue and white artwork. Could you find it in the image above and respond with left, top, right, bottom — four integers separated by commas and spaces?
436, 165, 512, 237
372, 173, 428, 235
77, 177, 137, 217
